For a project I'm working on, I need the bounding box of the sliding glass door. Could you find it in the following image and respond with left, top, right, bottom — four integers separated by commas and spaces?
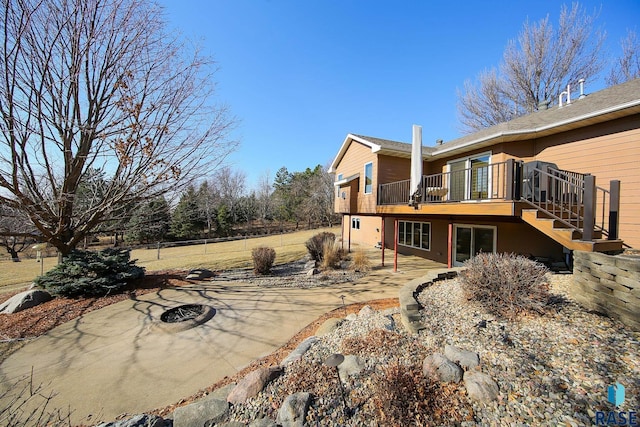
453, 225, 496, 266
448, 154, 491, 201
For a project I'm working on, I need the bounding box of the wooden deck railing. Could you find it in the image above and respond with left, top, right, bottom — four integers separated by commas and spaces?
378, 160, 512, 205
377, 160, 621, 242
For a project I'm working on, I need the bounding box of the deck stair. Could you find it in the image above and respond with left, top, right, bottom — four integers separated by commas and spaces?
521, 208, 622, 252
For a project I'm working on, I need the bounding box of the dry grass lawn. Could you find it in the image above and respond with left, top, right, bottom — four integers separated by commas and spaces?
0, 227, 341, 295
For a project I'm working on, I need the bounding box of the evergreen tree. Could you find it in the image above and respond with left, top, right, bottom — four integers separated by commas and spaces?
126, 197, 171, 243
216, 204, 232, 237
171, 186, 206, 239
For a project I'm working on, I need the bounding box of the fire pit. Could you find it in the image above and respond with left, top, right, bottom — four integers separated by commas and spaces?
154, 304, 216, 333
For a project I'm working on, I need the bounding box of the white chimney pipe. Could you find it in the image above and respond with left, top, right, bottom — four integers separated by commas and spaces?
410, 125, 422, 205
566, 83, 571, 105
578, 78, 586, 99
559, 91, 568, 108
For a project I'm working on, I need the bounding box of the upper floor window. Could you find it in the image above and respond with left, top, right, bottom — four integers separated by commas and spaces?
364, 162, 373, 194
351, 217, 360, 229
336, 173, 343, 198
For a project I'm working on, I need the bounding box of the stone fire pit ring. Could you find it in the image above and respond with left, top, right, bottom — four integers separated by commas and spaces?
152, 304, 216, 333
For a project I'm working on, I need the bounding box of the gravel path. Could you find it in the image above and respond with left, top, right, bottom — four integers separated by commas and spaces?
223, 273, 640, 426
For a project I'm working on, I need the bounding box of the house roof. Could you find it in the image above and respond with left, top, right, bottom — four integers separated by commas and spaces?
329, 78, 640, 172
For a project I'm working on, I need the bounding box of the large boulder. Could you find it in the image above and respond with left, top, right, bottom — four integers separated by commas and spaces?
227, 366, 283, 404
96, 414, 165, 427
0, 289, 52, 314
276, 392, 312, 427
173, 398, 228, 427
423, 353, 463, 383
444, 345, 480, 370
464, 371, 499, 402
338, 355, 366, 381
315, 318, 343, 336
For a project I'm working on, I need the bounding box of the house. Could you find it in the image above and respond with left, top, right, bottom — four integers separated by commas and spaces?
329, 78, 640, 268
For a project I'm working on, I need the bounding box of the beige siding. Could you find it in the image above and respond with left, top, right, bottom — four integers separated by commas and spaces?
341, 215, 382, 247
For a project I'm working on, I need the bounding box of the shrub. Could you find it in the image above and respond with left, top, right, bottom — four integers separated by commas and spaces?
320, 240, 341, 270
350, 248, 371, 272
305, 232, 335, 261
459, 252, 550, 319
252, 246, 276, 275
34, 248, 144, 298
368, 361, 471, 426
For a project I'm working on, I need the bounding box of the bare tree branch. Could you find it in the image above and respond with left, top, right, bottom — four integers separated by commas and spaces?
607, 29, 640, 85
0, 0, 237, 255
457, 3, 605, 133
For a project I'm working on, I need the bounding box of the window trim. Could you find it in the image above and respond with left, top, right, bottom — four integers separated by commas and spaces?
446, 151, 492, 200
364, 162, 373, 194
351, 217, 360, 230
452, 224, 497, 266
398, 220, 431, 251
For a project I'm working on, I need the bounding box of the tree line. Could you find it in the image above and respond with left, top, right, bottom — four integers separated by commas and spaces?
0, 163, 338, 259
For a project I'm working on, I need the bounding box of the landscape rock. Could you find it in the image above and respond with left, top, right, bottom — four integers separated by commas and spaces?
315, 318, 343, 336
358, 305, 376, 317
464, 370, 499, 402
281, 336, 318, 367
216, 422, 245, 427
0, 289, 52, 314
444, 344, 480, 370
276, 392, 312, 427
383, 314, 396, 331
304, 260, 316, 270
227, 366, 283, 404
423, 353, 463, 383
306, 268, 320, 276
173, 397, 229, 427
96, 414, 165, 427
345, 313, 357, 321
338, 355, 365, 380
186, 268, 215, 280
206, 383, 236, 401
249, 418, 277, 427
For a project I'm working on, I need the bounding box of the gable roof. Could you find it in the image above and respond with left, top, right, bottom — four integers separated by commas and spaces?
329, 78, 640, 172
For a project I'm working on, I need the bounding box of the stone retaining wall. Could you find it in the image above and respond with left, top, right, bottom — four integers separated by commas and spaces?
399, 268, 462, 334
571, 251, 640, 331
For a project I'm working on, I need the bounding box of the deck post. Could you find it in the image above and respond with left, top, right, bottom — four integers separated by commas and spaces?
514, 161, 522, 200
341, 215, 345, 251
394, 218, 398, 272
609, 180, 621, 240
347, 215, 352, 253
582, 175, 596, 241
381, 216, 385, 267
447, 223, 453, 268
505, 159, 514, 200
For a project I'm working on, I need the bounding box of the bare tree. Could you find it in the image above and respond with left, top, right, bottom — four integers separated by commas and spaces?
213, 166, 246, 223
457, 3, 605, 133
0, 204, 38, 261
256, 170, 273, 222
0, 0, 237, 257
607, 30, 640, 85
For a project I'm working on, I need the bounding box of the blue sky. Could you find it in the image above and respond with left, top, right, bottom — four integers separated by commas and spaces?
158, 0, 639, 190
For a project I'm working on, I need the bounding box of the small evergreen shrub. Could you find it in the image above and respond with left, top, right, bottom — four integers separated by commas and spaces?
459, 252, 550, 319
34, 248, 145, 298
305, 232, 335, 261
350, 248, 371, 272
252, 246, 276, 275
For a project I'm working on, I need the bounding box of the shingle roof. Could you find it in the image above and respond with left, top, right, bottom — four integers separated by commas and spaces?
433, 78, 640, 156
330, 78, 640, 171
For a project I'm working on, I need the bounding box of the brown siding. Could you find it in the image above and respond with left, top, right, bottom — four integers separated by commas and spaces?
533, 115, 640, 248
383, 216, 563, 264
333, 142, 377, 214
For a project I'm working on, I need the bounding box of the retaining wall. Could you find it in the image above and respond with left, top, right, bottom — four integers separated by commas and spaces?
571, 251, 640, 331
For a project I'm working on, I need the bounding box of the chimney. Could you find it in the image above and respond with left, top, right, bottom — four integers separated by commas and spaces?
409, 125, 423, 206
436, 139, 443, 145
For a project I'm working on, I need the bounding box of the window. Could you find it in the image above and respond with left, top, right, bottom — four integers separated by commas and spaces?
336, 173, 343, 198
364, 162, 373, 194
398, 220, 430, 250
447, 152, 491, 201
351, 217, 360, 229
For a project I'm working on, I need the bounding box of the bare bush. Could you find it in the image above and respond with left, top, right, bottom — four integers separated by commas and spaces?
305, 232, 335, 261
350, 248, 371, 272
367, 361, 471, 426
320, 241, 341, 270
251, 246, 276, 275
460, 252, 550, 319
